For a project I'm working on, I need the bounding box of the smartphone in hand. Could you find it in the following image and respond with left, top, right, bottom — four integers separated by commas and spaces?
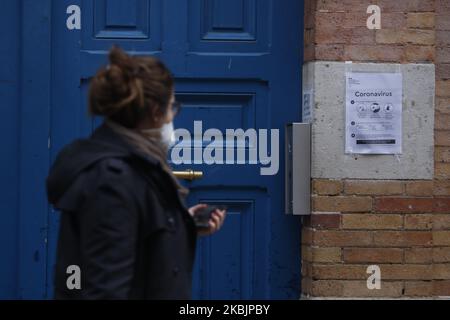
193, 205, 227, 229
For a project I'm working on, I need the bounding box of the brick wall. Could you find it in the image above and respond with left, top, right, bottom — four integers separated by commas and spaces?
302, 0, 450, 298
305, 0, 437, 63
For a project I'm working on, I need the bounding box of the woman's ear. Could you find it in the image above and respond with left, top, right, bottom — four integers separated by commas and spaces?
136, 105, 163, 130
151, 106, 167, 126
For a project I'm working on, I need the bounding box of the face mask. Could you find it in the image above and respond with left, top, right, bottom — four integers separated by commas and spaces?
141, 122, 176, 149
160, 121, 176, 148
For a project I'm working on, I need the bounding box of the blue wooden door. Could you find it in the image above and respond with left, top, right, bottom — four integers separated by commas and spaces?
0, 0, 22, 299
1, 0, 54, 299
47, 0, 303, 299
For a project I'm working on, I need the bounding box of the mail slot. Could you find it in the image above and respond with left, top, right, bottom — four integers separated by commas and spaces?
285, 123, 311, 215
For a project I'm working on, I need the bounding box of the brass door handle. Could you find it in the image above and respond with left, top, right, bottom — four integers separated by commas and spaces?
172, 170, 204, 181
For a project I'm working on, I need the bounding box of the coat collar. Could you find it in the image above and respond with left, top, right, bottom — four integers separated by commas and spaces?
91, 121, 161, 168
92, 121, 193, 216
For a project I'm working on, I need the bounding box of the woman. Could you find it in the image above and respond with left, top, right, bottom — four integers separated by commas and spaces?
46, 46, 226, 300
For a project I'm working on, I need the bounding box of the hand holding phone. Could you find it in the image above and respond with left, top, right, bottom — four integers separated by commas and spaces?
193, 205, 227, 229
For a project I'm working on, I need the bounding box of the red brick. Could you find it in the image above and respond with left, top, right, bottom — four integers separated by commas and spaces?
436, 14, 450, 30
311, 213, 341, 229
345, 45, 404, 62
345, 180, 403, 196
313, 264, 433, 280
304, 1, 316, 28
305, 15, 315, 27
310, 280, 342, 297
304, 44, 315, 62
433, 280, 450, 296
342, 214, 403, 230
405, 45, 435, 62
305, 28, 315, 45
312, 247, 342, 263
343, 248, 403, 264
375, 198, 434, 213
405, 248, 433, 263
341, 281, 403, 298
390, 0, 435, 12
304, 0, 316, 16
315, 12, 344, 28
404, 281, 433, 297
434, 264, 450, 280
436, 163, 450, 179
435, 130, 450, 147
315, 25, 350, 44
381, 265, 433, 280
376, 0, 433, 12
407, 13, 435, 29
435, 131, 450, 147
433, 247, 450, 263
373, 231, 433, 247
405, 214, 433, 230
433, 231, 450, 246
437, 64, 450, 80
437, 80, 450, 97
342, 11, 371, 28
405, 181, 434, 196
313, 196, 373, 212
437, 0, 450, 13
434, 180, 450, 196
316, 1, 361, 13
302, 245, 313, 262
376, 29, 435, 45
313, 230, 372, 247
436, 98, 450, 114
437, 30, 450, 46
434, 214, 450, 229
301, 277, 312, 295
378, 13, 407, 29
436, 147, 450, 162
302, 227, 313, 245
343, 11, 406, 29
350, 28, 376, 45
437, 48, 450, 64
436, 113, 450, 130
315, 25, 375, 45
312, 180, 343, 196
312, 265, 367, 280
302, 262, 313, 278
315, 45, 345, 60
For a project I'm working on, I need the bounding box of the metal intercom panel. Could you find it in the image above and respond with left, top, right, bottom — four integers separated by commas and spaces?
285, 123, 311, 215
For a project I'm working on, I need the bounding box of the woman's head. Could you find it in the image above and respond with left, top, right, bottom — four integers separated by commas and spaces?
89, 46, 176, 129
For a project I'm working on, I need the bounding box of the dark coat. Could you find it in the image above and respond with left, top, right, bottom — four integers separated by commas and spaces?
46, 122, 197, 300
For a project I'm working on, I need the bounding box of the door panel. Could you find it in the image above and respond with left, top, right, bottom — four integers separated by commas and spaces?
188, 0, 269, 51
49, 0, 303, 299
83, 0, 162, 49
190, 189, 268, 300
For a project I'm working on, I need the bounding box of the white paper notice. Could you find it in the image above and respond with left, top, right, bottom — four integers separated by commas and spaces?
345, 72, 403, 154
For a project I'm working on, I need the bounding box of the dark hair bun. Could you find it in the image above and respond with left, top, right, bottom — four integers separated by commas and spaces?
88, 45, 174, 128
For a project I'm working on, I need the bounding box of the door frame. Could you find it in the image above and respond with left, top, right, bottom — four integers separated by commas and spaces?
17, 0, 52, 299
